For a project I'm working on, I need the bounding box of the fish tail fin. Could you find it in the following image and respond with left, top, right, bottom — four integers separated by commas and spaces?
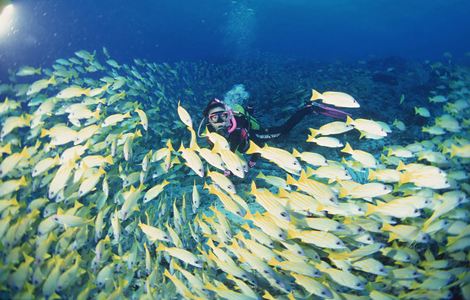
368, 169, 376, 181
20, 147, 30, 158
341, 142, 353, 154
40, 128, 49, 138
308, 128, 319, 137
450, 144, 457, 158
178, 143, 185, 152
93, 109, 100, 120
396, 160, 406, 171
250, 181, 257, 193
398, 172, 410, 186
49, 75, 57, 85
285, 174, 296, 185
310, 89, 322, 101
155, 243, 166, 252
166, 139, 174, 152
338, 187, 349, 198
105, 155, 114, 165
246, 140, 261, 155
346, 115, 354, 125
278, 187, 289, 198
4, 143, 12, 154
286, 229, 299, 239
292, 148, 300, 157
381, 223, 393, 232
365, 203, 376, 216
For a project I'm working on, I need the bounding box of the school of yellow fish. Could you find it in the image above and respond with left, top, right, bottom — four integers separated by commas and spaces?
0, 48, 469, 299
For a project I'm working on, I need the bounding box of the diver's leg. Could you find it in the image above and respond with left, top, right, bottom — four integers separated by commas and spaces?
251, 106, 313, 140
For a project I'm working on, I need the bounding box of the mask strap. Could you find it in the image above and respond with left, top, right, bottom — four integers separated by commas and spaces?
227, 110, 237, 133
197, 117, 207, 137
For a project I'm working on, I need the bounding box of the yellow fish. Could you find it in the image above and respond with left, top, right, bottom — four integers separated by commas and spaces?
288, 227, 346, 249
251, 181, 290, 221
138, 222, 172, 244
17, 66, 41, 76
78, 168, 105, 197
56, 86, 90, 99
0, 176, 27, 197
1, 114, 31, 139
341, 142, 377, 168
309, 121, 353, 136
306, 135, 343, 148
306, 165, 351, 183
143, 180, 170, 203
48, 161, 74, 198
41, 124, 77, 146
286, 170, 337, 205
291, 272, 333, 298
177, 100, 193, 128
135, 108, 148, 131
310, 89, 360, 108
292, 148, 328, 166
247, 141, 301, 175
338, 181, 392, 200
102, 112, 131, 127
0, 147, 30, 178
204, 183, 244, 216
156, 244, 202, 268
178, 143, 204, 177
0, 143, 12, 156
32, 155, 59, 177
218, 149, 245, 178
346, 115, 387, 138
414, 106, 431, 117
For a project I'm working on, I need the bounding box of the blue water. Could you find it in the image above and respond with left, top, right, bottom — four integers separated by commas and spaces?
1, 0, 470, 80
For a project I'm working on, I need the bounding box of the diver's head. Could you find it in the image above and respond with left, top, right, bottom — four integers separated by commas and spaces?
203, 98, 232, 132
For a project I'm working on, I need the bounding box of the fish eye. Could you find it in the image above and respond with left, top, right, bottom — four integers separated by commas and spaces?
280, 212, 287, 217
336, 241, 341, 245
367, 237, 371, 241
263, 270, 269, 274
275, 280, 280, 284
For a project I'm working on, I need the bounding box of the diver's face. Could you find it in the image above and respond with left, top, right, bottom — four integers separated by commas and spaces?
207, 107, 229, 131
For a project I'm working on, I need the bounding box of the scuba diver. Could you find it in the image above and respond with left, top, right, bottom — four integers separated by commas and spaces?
198, 88, 351, 174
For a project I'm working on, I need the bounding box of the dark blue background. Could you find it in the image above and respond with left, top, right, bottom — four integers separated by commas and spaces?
1, 0, 470, 79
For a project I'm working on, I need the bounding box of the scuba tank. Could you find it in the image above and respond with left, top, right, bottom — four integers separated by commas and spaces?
231, 103, 260, 130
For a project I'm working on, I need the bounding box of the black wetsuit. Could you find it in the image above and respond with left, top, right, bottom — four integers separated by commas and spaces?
207, 105, 317, 163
